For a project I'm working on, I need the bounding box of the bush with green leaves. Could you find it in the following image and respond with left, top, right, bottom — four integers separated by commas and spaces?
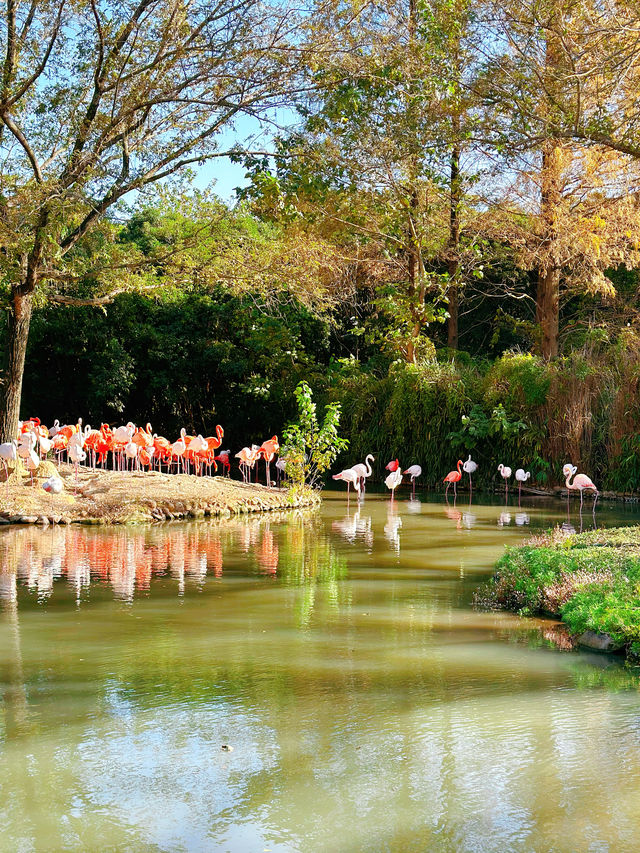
282, 381, 349, 491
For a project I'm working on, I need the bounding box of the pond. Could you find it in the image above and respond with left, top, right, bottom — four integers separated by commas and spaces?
1, 493, 640, 852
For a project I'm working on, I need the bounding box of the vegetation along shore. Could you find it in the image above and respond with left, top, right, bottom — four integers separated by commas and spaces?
477, 526, 640, 660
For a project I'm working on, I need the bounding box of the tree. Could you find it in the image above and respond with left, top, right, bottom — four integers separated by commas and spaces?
0, 0, 304, 442
241, 1, 468, 363
476, 0, 640, 358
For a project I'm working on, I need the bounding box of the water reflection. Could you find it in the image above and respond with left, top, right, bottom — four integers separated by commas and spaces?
331, 508, 373, 548
1, 499, 640, 851
0, 509, 350, 604
383, 504, 402, 552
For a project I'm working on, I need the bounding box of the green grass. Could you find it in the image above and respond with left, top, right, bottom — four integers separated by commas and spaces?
476, 526, 640, 658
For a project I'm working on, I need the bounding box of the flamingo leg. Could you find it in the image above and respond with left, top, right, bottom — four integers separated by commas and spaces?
3, 460, 8, 498
454, 481, 457, 498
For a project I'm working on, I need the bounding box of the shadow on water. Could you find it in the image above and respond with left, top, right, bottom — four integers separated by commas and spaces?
1, 495, 640, 851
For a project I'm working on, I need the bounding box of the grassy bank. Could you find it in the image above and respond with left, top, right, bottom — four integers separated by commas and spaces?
476, 526, 640, 659
0, 463, 318, 525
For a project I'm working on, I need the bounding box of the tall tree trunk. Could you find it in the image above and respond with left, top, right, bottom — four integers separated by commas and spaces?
447, 139, 461, 350
536, 4, 564, 361
536, 138, 562, 360
0, 287, 33, 443
536, 265, 560, 360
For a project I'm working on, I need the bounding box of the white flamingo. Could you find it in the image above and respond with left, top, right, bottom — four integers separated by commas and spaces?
515, 468, 530, 501
171, 428, 187, 474
124, 440, 139, 471
385, 468, 403, 501
68, 441, 86, 482
42, 475, 64, 494
463, 455, 478, 493
0, 440, 17, 497
351, 454, 375, 493
24, 448, 40, 485
38, 432, 52, 459
497, 463, 512, 497
402, 464, 422, 498
332, 467, 361, 501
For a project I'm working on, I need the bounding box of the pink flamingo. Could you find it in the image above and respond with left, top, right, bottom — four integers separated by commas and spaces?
259, 436, 280, 487
443, 460, 463, 498
563, 464, 598, 509
385, 458, 400, 473
332, 467, 361, 501
213, 450, 231, 476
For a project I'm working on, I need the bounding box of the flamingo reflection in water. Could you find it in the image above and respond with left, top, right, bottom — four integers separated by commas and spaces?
332, 508, 373, 548
384, 504, 402, 552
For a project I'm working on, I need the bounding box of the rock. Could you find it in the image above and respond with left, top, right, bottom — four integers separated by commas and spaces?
61, 516, 71, 525
0, 517, 9, 524
577, 630, 624, 652
37, 515, 50, 526
20, 515, 38, 524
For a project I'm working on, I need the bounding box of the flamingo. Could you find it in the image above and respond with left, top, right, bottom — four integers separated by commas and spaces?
563, 463, 598, 509
463, 455, 478, 493
124, 439, 139, 471
236, 446, 259, 483
17, 430, 37, 464
259, 436, 279, 487
332, 467, 361, 501
38, 432, 52, 460
498, 463, 512, 497
515, 468, 530, 502
48, 419, 60, 437
275, 457, 286, 485
24, 448, 40, 485
153, 434, 172, 472
385, 458, 400, 473
68, 440, 86, 482
171, 428, 187, 474
352, 454, 375, 493
443, 460, 463, 498
213, 450, 231, 477
0, 440, 17, 497
403, 464, 421, 498
42, 475, 64, 494
385, 467, 403, 501
186, 434, 208, 475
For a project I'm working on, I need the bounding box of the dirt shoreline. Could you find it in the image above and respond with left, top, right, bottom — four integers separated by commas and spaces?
0, 463, 318, 526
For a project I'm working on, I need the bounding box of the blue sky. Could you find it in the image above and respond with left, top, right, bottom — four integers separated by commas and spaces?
191, 108, 299, 203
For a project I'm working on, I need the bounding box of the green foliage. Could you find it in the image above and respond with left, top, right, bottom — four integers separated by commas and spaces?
478, 527, 640, 659
282, 381, 349, 492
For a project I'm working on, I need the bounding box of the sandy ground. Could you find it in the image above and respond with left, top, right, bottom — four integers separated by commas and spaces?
0, 461, 317, 525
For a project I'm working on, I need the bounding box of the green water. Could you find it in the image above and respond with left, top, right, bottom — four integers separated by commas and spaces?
1, 494, 640, 852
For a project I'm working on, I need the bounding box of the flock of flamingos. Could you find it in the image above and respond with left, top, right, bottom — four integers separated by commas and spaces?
0, 417, 599, 507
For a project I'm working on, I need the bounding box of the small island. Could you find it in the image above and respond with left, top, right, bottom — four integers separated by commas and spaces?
0, 461, 318, 526
477, 526, 640, 660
